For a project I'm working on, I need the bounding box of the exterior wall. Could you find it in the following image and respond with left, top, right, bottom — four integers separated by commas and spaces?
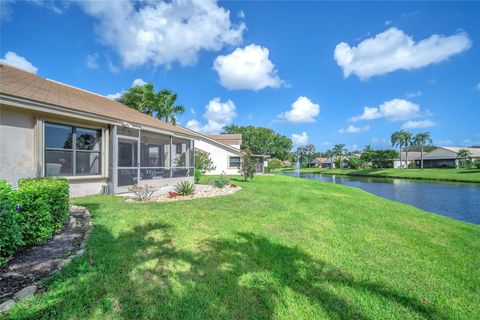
69, 177, 108, 197
0, 106, 36, 185
195, 139, 241, 175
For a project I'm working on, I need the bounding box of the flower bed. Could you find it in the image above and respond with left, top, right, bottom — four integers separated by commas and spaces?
125, 184, 241, 203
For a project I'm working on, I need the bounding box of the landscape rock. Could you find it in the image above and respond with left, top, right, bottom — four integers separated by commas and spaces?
13, 285, 36, 301
0, 299, 15, 313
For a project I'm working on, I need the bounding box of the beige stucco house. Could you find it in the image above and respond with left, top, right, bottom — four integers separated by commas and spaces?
0, 64, 213, 197
420, 147, 480, 168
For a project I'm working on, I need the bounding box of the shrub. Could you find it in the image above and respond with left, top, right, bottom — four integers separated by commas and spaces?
194, 169, 202, 184
215, 172, 230, 188
239, 149, 256, 181
268, 158, 282, 173
474, 159, 480, 169
175, 181, 195, 196
15, 178, 69, 245
18, 178, 69, 233
216, 179, 226, 189
128, 184, 156, 201
195, 151, 216, 173
229, 183, 238, 188
0, 180, 23, 258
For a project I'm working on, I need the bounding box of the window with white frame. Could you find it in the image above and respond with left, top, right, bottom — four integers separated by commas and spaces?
44, 122, 102, 176
229, 156, 241, 168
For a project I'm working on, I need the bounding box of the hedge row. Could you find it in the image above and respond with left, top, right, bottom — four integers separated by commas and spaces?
0, 178, 69, 259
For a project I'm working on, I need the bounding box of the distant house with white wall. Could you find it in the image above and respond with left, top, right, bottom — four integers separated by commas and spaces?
194, 133, 269, 174
393, 152, 424, 168
420, 147, 480, 168
194, 134, 243, 175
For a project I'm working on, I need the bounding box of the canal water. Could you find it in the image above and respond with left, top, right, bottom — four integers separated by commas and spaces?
282, 172, 480, 224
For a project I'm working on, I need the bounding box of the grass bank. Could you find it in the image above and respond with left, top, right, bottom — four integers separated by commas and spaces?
282, 167, 480, 183
5, 176, 479, 319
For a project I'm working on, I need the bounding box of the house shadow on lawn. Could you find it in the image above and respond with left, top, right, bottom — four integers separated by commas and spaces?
8, 215, 446, 319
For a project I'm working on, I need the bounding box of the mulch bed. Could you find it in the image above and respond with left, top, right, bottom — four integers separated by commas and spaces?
0, 206, 90, 302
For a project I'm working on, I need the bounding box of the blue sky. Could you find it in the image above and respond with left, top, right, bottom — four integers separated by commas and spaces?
1, 1, 479, 151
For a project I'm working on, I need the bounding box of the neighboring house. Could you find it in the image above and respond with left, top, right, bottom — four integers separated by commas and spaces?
194, 133, 269, 175
310, 157, 329, 167
393, 152, 424, 168
194, 134, 243, 175
0, 64, 201, 197
420, 147, 480, 168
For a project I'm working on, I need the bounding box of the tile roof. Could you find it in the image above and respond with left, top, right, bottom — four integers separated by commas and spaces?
441, 147, 480, 157
0, 64, 198, 138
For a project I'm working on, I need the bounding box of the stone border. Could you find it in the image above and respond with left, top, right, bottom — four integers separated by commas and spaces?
0, 206, 92, 314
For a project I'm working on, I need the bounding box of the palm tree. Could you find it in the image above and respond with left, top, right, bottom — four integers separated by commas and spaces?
401, 130, 413, 170
117, 84, 185, 125
332, 144, 346, 169
324, 149, 333, 169
157, 89, 185, 125
391, 131, 403, 168
413, 132, 432, 170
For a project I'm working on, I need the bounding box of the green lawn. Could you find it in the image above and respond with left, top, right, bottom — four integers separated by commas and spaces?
284, 167, 480, 183
5, 176, 479, 319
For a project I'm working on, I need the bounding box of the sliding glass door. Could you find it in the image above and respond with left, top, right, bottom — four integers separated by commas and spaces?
117, 137, 139, 190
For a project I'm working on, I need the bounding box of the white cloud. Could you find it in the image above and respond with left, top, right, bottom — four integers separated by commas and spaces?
0, 51, 38, 73
277, 96, 320, 123
338, 124, 370, 134
1, 0, 67, 22
238, 10, 245, 19
371, 137, 389, 147
346, 144, 359, 152
401, 119, 436, 129
106, 55, 120, 74
406, 90, 422, 98
334, 27, 471, 80
213, 44, 283, 90
106, 78, 148, 100
79, 0, 245, 69
190, 108, 196, 115
1, 0, 14, 22
476, 82, 480, 91
291, 131, 308, 145
85, 53, 99, 69
132, 78, 147, 87
349, 99, 421, 122
186, 98, 237, 133
106, 92, 123, 100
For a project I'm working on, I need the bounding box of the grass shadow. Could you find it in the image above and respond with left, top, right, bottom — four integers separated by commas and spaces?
6, 213, 447, 319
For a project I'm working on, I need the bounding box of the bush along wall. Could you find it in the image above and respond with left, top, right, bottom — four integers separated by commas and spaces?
0, 178, 70, 261
0, 180, 23, 260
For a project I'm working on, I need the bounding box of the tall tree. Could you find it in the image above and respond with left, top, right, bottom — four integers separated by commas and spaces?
117, 84, 185, 125
324, 149, 334, 168
223, 125, 292, 160
303, 144, 316, 166
391, 131, 403, 167
332, 144, 346, 169
413, 132, 432, 170
401, 131, 413, 170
